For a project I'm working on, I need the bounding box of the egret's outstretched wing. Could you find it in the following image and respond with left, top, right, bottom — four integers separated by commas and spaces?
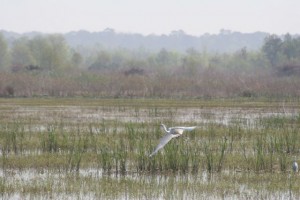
183, 126, 197, 131
170, 126, 196, 133
149, 125, 197, 157
149, 133, 176, 157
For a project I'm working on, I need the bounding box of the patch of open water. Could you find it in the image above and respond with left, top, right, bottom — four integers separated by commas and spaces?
0, 168, 297, 199
3, 105, 299, 133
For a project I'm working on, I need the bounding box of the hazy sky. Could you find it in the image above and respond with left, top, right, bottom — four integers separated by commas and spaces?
1, 0, 299, 35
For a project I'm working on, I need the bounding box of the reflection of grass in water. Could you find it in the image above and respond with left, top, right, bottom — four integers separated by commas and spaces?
0, 98, 300, 198
0, 169, 300, 199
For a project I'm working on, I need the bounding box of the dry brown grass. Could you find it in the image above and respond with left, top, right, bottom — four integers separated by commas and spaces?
1, 68, 299, 98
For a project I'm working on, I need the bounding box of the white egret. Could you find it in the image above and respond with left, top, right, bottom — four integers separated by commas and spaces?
149, 124, 196, 157
293, 158, 298, 173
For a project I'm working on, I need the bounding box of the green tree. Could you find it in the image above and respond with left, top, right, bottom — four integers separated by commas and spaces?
29, 34, 70, 71
29, 36, 51, 70
262, 35, 282, 67
0, 33, 9, 70
11, 37, 35, 68
71, 51, 83, 68
281, 34, 300, 63
184, 48, 206, 67
155, 48, 179, 67
47, 34, 70, 70
88, 51, 112, 70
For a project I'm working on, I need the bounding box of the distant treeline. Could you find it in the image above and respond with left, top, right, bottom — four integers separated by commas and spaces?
0, 31, 300, 98
2, 29, 268, 53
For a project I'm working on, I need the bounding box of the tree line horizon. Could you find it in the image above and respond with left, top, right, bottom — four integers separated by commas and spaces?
0, 31, 299, 98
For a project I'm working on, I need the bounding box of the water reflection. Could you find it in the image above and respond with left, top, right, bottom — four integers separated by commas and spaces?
1, 168, 298, 199
3, 105, 299, 133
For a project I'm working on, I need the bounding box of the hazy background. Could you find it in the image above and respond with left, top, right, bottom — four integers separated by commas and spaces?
0, 0, 300, 99
1, 0, 300, 35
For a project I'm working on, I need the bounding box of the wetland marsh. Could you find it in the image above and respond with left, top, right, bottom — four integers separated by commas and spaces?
0, 98, 300, 199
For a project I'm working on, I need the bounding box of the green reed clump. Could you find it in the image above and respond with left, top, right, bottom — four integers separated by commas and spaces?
260, 115, 286, 129
283, 128, 299, 154
136, 140, 150, 172
41, 125, 59, 153
267, 135, 276, 172
99, 146, 113, 173
114, 138, 128, 175
279, 152, 288, 172
66, 134, 88, 172
178, 145, 190, 173
217, 137, 228, 172
204, 142, 214, 174
202, 135, 228, 174
227, 125, 243, 153
125, 122, 137, 152
164, 142, 180, 172
240, 141, 249, 171
254, 135, 267, 172
0, 178, 6, 195
52, 124, 88, 172
190, 147, 201, 174
0, 122, 25, 155
1, 146, 8, 172
147, 155, 157, 173
153, 124, 163, 140
87, 124, 98, 152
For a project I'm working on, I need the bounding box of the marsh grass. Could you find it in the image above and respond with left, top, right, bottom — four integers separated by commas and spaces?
41, 125, 59, 153
0, 98, 299, 198
0, 117, 299, 174
66, 133, 88, 172
0, 122, 25, 155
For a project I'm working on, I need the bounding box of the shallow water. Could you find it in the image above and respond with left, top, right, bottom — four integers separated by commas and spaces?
2, 104, 298, 132
1, 100, 300, 199
1, 168, 298, 200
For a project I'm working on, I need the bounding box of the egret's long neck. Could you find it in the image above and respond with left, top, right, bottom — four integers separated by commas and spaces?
161, 124, 169, 133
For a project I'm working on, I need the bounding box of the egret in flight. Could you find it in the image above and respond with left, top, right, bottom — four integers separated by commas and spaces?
149, 124, 196, 157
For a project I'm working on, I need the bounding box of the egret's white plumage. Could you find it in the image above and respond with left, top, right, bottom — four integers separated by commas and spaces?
149, 124, 196, 157
293, 159, 298, 173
